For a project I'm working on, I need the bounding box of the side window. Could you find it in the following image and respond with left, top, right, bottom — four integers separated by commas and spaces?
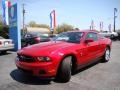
86, 32, 98, 41
98, 34, 105, 40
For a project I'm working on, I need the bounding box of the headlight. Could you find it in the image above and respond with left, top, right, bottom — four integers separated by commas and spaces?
36, 56, 51, 62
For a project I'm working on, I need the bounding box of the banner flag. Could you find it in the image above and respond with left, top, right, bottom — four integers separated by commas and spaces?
50, 10, 56, 31
2, 0, 11, 25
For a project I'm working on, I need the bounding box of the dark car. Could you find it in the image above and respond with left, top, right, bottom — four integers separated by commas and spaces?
21, 32, 50, 47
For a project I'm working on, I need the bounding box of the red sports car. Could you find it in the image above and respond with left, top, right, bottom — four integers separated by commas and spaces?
15, 30, 112, 82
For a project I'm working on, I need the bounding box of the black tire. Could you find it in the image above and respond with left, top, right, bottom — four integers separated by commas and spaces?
102, 48, 110, 62
110, 34, 114, 39
1, 51, 7, 54
56, 56, 72, 82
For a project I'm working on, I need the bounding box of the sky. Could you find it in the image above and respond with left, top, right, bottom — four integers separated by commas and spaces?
0, 0, 120, 31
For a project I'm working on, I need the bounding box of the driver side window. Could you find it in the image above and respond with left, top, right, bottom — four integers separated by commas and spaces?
86, 32, 98, 41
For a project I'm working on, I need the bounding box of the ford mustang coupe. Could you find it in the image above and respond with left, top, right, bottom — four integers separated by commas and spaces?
15, 30, 112, 82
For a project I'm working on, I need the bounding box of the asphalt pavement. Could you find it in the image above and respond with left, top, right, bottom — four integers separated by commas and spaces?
0, 41, 120, 90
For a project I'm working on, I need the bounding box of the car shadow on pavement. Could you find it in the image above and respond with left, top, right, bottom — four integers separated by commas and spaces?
0, 52, 11, 56
10, 61, 101, 84
72, 60, 100, 75
10, 69, 52, 85
0, 51, 15, 56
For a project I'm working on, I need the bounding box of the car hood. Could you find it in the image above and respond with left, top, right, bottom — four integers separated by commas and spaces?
18, 41, 76, 56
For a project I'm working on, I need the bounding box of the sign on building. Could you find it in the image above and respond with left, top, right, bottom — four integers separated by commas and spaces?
9, 3, 21, 51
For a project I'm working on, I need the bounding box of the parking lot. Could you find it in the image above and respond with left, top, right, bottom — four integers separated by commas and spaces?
0, 41, 120, 90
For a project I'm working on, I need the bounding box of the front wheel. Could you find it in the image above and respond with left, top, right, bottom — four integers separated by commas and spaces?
56, 56, 72, 82
102, 48, 111, 62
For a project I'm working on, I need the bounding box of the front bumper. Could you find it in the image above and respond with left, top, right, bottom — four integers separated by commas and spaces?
15, 58, 57, 78
0, 44, 14, 51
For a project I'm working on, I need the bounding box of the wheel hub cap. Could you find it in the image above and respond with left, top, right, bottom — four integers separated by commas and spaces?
105, 49, 110, 61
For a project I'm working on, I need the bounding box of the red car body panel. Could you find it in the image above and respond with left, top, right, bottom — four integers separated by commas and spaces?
15, 30, 112, 77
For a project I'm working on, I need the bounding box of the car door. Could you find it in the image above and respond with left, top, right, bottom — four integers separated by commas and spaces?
84, 32, 100, 62
77, 32, 100, 65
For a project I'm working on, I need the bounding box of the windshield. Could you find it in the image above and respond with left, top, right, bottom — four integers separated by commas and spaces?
23, 32, 49, 38
53, 32, 84, 43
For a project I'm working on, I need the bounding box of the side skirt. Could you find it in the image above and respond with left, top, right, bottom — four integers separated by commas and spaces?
76, 57, 102, 70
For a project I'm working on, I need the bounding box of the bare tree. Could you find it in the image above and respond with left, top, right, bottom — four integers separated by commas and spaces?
0, 15, 4, 25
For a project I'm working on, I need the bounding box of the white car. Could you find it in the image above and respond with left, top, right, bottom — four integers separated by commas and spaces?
99, 31, 118, 39
0, 36, 14, 54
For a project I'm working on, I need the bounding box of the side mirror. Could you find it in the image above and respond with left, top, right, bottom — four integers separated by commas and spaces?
85, 38, 94, 43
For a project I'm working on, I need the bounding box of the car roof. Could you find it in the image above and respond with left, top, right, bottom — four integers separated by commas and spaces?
67, 30, 99, 33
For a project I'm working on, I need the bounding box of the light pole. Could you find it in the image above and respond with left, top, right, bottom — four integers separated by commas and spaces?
100, 22, 103, 32
114, 8, 117, 32
22, 4, 26, 35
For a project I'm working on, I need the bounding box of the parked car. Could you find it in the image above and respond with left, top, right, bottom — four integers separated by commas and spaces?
117, 31, 120, 40
99, 31, 118, 39
21, 32, 50, 47
48, 34, 58, 40
16, 30, 112, 82
0, 36, 14, 54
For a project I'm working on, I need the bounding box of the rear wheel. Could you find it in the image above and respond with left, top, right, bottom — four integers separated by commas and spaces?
110, 34, 114, 39
102, 48, 110, 62
56, 56, 72, 82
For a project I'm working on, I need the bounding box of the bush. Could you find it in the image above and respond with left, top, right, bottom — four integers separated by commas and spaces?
56, 23, 74, 34
28, 21, 50, 29
0, 25, 9, 39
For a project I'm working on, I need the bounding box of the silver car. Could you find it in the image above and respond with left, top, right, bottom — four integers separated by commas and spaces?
0, 36, 14, 54
99, 31, 118, 39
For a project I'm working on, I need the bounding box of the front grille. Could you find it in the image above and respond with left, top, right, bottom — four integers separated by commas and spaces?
17, 54, 35, 62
